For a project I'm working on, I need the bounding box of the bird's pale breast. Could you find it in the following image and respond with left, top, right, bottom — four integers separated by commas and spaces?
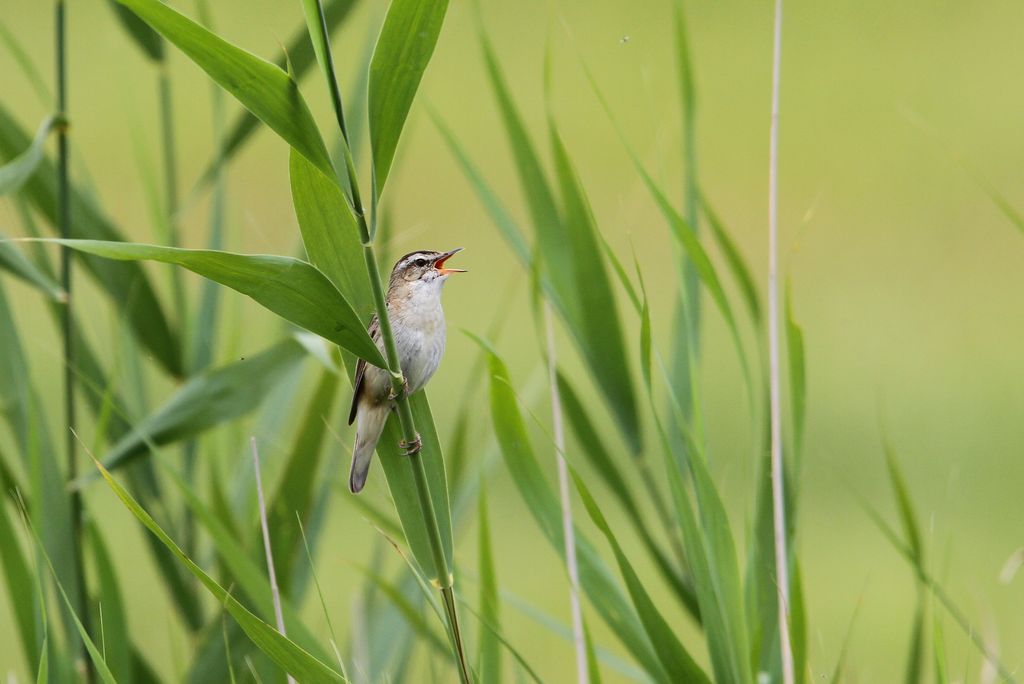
391, 292, 446, 395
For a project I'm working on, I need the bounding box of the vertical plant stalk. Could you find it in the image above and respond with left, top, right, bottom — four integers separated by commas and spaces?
55, 2, 92, 680
303, 3, 468, 680
159, 59, 188, 362
767, 0, 795, 682
544, 305, 589, 684
251, 438, 295, 684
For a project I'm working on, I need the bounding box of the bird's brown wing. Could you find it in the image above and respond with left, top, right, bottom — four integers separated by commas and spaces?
348, 315, 381, 425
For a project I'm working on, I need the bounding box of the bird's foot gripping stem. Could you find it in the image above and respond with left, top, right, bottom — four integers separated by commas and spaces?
399, 432, 422, 456
387, 375, 412, 402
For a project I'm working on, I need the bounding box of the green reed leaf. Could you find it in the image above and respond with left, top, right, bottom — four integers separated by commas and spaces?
368, 0, 449, 195
478, 30, 572, 316
478, 339, 665, 680
159, 457, 334, 664
193, 0, 358, 191
374, 392, 454, 584
289, 149, 373, 317
91, 456, 347, 682
571, 468, 709, 684
547, 125, 641, 453
117, 0, 334, 180
45, 239, 386, 367
107, 0, 164, 61
98, 338, 308, 472
556, 371, 700, 621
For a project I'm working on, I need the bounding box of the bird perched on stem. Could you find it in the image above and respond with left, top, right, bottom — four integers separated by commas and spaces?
348, 248, 466, 493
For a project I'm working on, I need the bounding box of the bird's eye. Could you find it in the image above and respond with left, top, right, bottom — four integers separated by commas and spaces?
414, 258, 427, 267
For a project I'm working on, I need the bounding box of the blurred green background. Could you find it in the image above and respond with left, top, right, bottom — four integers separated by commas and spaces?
2, 0, 1023, 681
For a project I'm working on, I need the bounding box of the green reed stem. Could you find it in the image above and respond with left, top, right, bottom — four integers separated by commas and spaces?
304, 2, 469, 679
55, 1, 93, 681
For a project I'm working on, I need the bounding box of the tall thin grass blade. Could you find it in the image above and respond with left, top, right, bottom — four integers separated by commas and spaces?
701, 195, 761, 325
44, 239, 387, 367
904, 598, 926, 684
0, 281, 83, 653
790, 561, 808, 684
477, 484, 502, 684
882, 445, 927, 684
584, 66, 753, 400
571, 468, 709, 683
668, 0, 703, 465
23, 510, 118, 684
368, 0, 449, 195
0, 104, 183, 377
785, 282, 806, 471
680, 435, 754, 684
428, 109, 530, 264
457, 599, 544, 684
117, 0, 335, 180
932, 611, 949, 684
36, 636, 49, 684
861, 493, 1019, 682
0, 459, 41, 672
635, 278, 752, 684
86, 522, 134, 681
477, 30, 572, 312
352, 565, 449, 657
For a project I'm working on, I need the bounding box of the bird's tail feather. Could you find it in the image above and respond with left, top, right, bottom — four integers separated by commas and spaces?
349, 401, 390, 494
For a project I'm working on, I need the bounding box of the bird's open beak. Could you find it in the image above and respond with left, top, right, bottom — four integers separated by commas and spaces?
434, 247, 466, 275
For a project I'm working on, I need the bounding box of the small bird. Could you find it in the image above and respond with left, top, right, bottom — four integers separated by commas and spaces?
347, 248, 466, 493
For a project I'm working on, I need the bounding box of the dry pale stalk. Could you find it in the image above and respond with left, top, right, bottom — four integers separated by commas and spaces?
545, 305, 589, 683
768, 0, 795, 682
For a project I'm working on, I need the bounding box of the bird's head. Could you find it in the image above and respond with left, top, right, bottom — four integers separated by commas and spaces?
388, 248, 466, 293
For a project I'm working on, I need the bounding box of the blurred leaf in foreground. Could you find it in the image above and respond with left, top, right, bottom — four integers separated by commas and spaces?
117, 0, 335, 180
99, 337, 309, 472
0, 115, 63, 196
0, 103, 183, 377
